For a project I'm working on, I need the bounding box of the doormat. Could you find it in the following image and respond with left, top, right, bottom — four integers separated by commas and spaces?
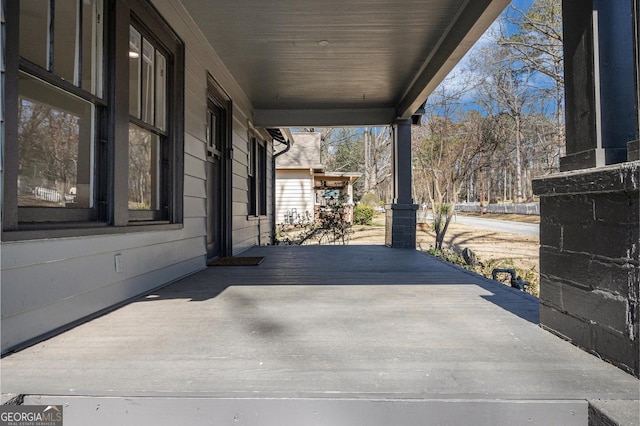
208, 256, 265, 266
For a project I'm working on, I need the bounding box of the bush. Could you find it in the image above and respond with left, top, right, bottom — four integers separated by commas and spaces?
360, 192, 382, 208
353, 205, 375, 225
425, 248, 540, 297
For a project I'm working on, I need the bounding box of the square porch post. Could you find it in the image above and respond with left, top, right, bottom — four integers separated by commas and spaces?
385, 119, 418, 248
561, 0, 638, 170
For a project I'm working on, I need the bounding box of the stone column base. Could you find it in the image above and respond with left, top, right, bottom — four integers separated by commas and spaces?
385, 203, 418, 248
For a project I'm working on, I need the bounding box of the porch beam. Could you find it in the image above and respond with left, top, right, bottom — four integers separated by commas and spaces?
254, 108, 396, 128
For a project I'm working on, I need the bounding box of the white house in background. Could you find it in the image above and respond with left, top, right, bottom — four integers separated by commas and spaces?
275, 132, 360, 225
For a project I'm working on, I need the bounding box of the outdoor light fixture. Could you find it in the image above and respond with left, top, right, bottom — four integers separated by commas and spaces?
129, 51, 140, 58
318, 40, 330, 47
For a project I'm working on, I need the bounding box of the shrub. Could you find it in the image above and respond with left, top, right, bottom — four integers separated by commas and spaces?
360, 192, 382, 208
353, 205, 375, 225
425, 247, 540, 297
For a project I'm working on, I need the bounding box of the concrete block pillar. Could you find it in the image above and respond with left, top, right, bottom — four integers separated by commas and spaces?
386, 119, 418, 248
561, 0, 638, 171
533, 163, 640, 377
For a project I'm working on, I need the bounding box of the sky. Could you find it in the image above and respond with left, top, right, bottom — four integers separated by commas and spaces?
428, 0, 557, 116
445, 0, 535, 84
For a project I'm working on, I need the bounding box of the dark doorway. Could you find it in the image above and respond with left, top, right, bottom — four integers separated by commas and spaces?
206, 97, 227, 261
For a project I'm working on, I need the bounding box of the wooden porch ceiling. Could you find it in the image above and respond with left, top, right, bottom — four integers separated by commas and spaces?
179, 0, 510, 127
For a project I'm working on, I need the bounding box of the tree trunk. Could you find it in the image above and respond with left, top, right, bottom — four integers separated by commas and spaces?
509, 170, 513, 202
487, 170, 492, 204
515, 113, 523, 202
363, 129, 370, 194
479, 169, 484, 215
503, 168, 507, 202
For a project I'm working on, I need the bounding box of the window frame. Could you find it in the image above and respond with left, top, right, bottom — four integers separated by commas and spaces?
3, 0, 185, 238
634, 0, 640, 139
14, 70, 105, 223
248, 136, 268, 217
126, 17, 171, 222
5, 1, 108, 228
257, 142, 268, 216
248, 137, 257, 216
113, 0, 184, 226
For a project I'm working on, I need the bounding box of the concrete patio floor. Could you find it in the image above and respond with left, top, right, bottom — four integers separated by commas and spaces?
1, 245, 638, 425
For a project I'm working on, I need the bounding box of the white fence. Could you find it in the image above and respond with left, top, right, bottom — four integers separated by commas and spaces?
454, 202, 539, 215
34, 186, 62, 203
418, 202, 540, 218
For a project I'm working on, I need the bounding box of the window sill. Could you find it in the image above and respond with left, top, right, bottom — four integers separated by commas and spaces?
2, 222, 183, 242
246, 215, 269, 221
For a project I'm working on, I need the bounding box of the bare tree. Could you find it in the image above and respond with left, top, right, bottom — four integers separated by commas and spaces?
414, 83, 502, 250
499, 0, 564, 168
363, 127, 392, 201
318, 127, 392, 203
470, 36, 552, 202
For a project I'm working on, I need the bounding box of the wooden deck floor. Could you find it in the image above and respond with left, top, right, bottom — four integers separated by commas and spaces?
1, 245, 638, 424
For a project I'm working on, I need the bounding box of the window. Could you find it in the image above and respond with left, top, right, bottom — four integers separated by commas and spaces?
120, 1, 184, 225
127, 23, 170, 220
19, 0, 104, 95
12, 0, 104, 224
258, 143, 267, 216
248, 137, 267, 217
248, 139, 256, 215
5, 0, 184, 235
18, 74, 96, 210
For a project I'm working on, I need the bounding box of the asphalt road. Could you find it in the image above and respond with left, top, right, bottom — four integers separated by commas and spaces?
451, 214, 539, 237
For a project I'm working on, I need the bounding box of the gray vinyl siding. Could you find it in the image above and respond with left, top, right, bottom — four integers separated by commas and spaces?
1, 230, 204, 349
0, 0, 271, 352
231, 120, 275, 253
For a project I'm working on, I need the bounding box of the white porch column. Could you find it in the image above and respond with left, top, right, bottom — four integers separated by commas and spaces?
345, 179, 355, 223
346, 179, 354, 205
385, 119, 418, 248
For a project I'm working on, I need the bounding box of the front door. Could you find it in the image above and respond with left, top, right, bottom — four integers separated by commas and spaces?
206, 98, 226, 261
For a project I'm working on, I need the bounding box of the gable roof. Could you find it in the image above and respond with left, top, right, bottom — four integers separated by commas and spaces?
276, 132, 324, 169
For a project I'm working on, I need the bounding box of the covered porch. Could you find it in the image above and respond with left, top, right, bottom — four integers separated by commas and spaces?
2, 1, 639, 423
2, 245, 638, 425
